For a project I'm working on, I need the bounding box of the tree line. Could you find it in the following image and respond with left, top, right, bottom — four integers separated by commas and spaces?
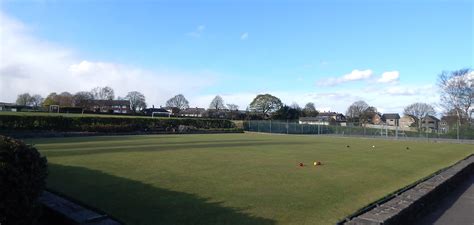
13, 68, 472, 125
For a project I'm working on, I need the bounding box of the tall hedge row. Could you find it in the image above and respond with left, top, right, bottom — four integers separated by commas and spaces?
0, 115, 236, 132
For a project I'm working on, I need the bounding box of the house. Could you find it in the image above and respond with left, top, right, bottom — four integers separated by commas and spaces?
439, 116, 458, 133
421, 115, 440, 132
179, 108, 206, 117
382, 113, 400, 126
90, 100, 131, 114
400, 115, 417, 129
0, 102, 31, 112
369, 113, 384, 125
299, 112, 346, 126
143, 107, 172, 117
0, 102, 16, 111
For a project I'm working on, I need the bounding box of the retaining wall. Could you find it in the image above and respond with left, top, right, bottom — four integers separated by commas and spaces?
342, 154, 474, 225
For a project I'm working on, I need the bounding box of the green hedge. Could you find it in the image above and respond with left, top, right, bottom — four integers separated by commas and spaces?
0, 136, 48, 225
0, 115, 236, 133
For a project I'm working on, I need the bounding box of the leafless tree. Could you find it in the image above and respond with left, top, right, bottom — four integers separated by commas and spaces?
438, 68, 473, 125
209, 95, 226, 111
403, 102, 436, 131
226, 104, 239, 111
73, 91, 94, 112
360, 106, 378, 125
30, 94, 44, 109
91, 86, 115, 100
16, 93, 32, 106
346, 100, 369, 123
126, 91, 147, 113
166, 94, 189, 111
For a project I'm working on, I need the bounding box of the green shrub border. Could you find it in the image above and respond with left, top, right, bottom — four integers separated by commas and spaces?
0, 115, 236, 133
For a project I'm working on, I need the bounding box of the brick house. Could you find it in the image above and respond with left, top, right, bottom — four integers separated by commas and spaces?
421, 115, 440, 132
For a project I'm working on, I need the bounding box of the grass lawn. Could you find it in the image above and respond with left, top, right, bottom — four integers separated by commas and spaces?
31, 133, 473, 225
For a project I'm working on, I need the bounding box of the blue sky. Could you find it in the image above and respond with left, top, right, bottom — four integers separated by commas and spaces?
0, 0, 472, 114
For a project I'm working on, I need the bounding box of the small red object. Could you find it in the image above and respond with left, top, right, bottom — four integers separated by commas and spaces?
316, 161, 322, 165
299, 162, 304, 167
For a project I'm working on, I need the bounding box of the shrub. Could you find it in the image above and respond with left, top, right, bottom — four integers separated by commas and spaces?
0, 136, 48, 225
0, 115, 236, 133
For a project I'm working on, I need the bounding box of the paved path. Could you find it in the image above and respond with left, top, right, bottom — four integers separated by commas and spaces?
416, 174, 474, 225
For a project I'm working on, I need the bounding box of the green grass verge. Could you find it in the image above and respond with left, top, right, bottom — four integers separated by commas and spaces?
30, 133, 474, 225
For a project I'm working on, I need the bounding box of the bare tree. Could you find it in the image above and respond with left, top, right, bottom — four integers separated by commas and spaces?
91, 86, 115, 100
16, 93, 32, 106
209, 95, 226, 111
166, 94, 189, 111
438, 68, 473, 125
30, 94, 44, 109
226, 104, 239, 111
126, 91, 147, 113
73, 91, 94, 113
346, 100, 369, 124
403, 102, 436, 131
360, 106, 378, 125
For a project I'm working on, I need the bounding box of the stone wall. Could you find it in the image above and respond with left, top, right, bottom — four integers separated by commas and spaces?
343, 154, 474, 225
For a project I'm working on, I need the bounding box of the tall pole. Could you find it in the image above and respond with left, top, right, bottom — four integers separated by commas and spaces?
396, 125, 399, 139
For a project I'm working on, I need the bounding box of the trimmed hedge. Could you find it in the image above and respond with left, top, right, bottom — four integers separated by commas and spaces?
0, 136, 48, 225
0, 115, 236, 133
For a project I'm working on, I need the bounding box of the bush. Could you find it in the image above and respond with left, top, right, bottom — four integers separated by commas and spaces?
0, 115, 236, 133
0, 136, 48, 225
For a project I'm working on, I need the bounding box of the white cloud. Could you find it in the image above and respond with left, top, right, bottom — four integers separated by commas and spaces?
316, 69, 373, 86
0, 12, 216, 106
187, 25, 206, 38
383, 85, 435, 96
377, 71, 400, 83
240, 32, 248, 40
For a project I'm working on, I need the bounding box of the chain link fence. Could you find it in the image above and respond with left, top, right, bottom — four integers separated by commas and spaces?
243, 120, 474, 143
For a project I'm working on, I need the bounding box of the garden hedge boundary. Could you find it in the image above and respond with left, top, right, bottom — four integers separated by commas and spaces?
0, 115, 237, 133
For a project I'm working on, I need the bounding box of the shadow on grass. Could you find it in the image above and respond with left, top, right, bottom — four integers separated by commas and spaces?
47, 163, 276, 225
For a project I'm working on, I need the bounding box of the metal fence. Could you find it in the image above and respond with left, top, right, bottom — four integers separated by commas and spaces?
243, 120, 474, 143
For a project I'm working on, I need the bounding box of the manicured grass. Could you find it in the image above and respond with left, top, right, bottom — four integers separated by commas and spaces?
31, 134, 473, 225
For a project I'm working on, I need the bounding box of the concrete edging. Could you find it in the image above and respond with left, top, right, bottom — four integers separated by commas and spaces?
342, 154, 474, 225
39, 191, 123, 225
